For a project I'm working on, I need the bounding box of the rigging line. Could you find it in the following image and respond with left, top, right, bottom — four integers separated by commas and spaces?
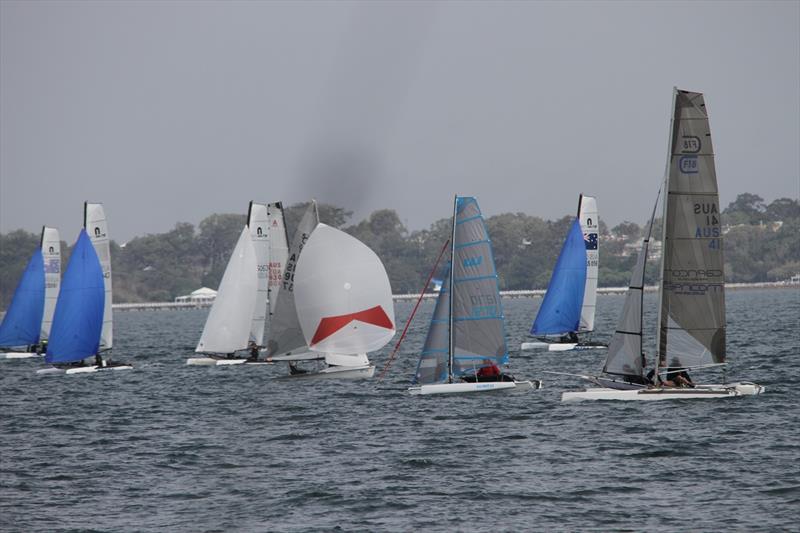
375, 237, 451, 385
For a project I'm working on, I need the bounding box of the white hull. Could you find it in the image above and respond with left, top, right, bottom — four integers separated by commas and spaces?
408, 380, 541, 396
520, 342, 605, 352
186, 357, 247, 366
0, 352, 42, 359
268, 352, 324, 362
37, 364, 133, 375
286, 364, 375, 380
562, 382, 765, 402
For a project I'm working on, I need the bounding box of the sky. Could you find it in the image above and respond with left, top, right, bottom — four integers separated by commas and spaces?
1, 0, 798, 242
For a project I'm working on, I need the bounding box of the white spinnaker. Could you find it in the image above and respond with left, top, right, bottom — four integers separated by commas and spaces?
293, 224, 396, 356
267, 202, 289, 316
84, 203, 113, 350
248, 202, 269, 346
40, 226, 61, 341
578, 195, 598, 332
196, 226, 258, 354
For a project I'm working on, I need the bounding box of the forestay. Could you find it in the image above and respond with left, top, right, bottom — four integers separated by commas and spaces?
657, 89, 725, 370
293, 224, 395, 355
248, 202, 270, 347
266, 202, 318, 357
578, 195, 599, 332
0, 249, 45, 348
84, 203, 113, 351
45, 230, 105, 364
451, 197, 508, 375
40, 227, 61, 342
531, 218, 587, 336
196, 226, 258, 354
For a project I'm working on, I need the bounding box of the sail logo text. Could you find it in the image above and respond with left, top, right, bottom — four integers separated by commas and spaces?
462, 256, 483, 268
681, 136, 701, 153
679, 156, 699, 174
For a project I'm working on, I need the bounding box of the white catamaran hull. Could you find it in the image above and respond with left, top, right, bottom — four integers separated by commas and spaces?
0, 352, 42, 359
37, 364, 134, 375
408, 380, 541, 396
562, 382, 765, 402
185, 357, 275, 366
520, 342, 605, 352
286, 364, 376, 380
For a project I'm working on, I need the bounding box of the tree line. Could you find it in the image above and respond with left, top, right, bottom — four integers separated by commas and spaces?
1, 194, 798, 307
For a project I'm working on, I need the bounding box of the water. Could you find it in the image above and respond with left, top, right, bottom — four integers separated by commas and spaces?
1, 289, 798, 531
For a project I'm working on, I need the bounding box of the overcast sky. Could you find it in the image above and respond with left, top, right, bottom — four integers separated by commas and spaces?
1, 0, 798, 241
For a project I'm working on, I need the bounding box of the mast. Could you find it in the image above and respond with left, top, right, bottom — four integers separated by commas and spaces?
447, 194, 458, 383
654, 87, 678, 374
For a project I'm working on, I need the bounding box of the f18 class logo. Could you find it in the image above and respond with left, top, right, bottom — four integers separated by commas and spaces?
680, 156, 698, 174
681, 136, 701, 153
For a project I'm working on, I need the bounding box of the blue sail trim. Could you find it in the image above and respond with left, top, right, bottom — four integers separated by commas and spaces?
454, 239, 490, 249
531, 218, 588, 336
0, 250, 45, 347
456, 214, 482, 225
45, 230, 105, 364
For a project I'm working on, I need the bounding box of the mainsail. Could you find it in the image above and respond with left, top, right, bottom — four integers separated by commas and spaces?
531, 218, 587, 336
0, 249, 45, 348
657, 88, 725, 369
248, 202, 270, 347
45, 230, 105, 364
451, 196, 508, 374
84, 203, 113, 351
40, 226, 61, 342
578, 195, 599, 332
266, 202, 319, 357
196, 226, 258, 354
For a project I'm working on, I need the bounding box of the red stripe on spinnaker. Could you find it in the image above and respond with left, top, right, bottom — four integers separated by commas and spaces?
310, 305, 394, 346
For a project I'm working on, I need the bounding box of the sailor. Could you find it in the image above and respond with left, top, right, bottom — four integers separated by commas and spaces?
476, 359, 501, 381
95, 353, 103, 367
560, 331, 579, 344
247, 341, 259, 362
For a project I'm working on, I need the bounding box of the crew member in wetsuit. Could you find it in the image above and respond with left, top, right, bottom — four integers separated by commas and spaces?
247, 341, 259, 362
560, 331, 579, 344
95, 353, 103, 367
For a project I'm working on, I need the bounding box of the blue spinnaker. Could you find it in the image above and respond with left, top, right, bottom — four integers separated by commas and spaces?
0, 250, 45, 347
45, 230, 105, 364
531, 218, 587, 335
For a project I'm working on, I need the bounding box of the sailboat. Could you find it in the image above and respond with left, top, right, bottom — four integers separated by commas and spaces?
38, 204, 132, 375
289, 223, 396, 379
562, 88, 764, 401
521, 194, 605, 352
0, 227, 59, 358
408, 196, 540, 395
187, 224, 259, 366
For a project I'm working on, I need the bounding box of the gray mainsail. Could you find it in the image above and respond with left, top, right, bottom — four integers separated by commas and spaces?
450, 196, 508, 375
657, 88, 725, 369
266, 201, 319, 357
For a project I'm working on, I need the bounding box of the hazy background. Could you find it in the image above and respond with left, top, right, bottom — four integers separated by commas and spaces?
1, 0, 798, 241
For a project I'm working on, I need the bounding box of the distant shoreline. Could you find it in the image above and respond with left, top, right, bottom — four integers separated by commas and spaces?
108, 280, 799, 311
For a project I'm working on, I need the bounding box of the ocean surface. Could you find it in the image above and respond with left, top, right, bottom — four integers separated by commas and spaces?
1, 288, 798, 532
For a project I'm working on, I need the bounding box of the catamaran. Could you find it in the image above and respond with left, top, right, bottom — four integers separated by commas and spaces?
409, 196, 539, 395
289, 223, 396, 379
562, 88, 764, 401
0, 226, 60, 359
521, 194, 605, 352
38, 203, 131, 374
